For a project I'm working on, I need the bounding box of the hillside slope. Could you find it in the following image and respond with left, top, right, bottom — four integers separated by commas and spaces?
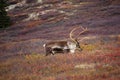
0, 0, 120, 61
0, 0, 120, 80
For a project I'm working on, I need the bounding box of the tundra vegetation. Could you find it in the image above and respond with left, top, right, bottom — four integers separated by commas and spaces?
0, 0, 120, 80
0, 39, 120, 80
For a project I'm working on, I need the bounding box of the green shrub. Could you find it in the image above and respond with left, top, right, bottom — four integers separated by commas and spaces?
0, 0, 11, 29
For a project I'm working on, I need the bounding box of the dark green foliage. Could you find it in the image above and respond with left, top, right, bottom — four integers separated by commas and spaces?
0, 0, 11, 29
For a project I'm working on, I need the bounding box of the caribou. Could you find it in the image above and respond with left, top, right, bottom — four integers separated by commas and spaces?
43, 26, 88, 56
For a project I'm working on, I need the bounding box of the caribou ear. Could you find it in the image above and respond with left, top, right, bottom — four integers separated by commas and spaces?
67, 41, 76, 45
67, 41, 72, 45
43, 44, 46, 47
67, 41, 76, 49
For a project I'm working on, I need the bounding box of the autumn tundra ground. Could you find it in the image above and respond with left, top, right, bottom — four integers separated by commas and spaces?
0, 37, 120, 80
0, 0, 120, 80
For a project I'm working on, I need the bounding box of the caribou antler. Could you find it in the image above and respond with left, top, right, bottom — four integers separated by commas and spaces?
78, 26, 88, 36
70, 26, 88, 42
70, 27, 80, 42
78, 26, 88, 41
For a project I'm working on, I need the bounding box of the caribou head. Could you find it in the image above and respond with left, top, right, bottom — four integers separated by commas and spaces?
43, 26, 88, 56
